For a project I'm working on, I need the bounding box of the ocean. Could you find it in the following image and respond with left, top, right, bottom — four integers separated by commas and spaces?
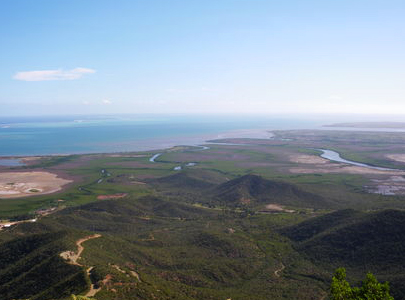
3, 114, 391, 157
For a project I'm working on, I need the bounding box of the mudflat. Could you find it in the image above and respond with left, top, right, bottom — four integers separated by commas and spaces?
386, 154, 405, 164
0, 171, 72, 198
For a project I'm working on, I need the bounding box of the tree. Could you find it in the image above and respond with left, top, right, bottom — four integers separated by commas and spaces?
330, 268, 394, 300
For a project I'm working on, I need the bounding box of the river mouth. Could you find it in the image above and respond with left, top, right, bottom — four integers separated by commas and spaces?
317, 149, 396, 171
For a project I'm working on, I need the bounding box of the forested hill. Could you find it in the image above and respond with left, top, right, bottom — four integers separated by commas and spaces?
282, 209, 405, 299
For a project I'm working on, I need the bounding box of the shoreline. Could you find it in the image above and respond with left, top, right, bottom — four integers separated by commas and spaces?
3, 118, 405, 158
0, 128, 273, 158
0, 128, 273, 160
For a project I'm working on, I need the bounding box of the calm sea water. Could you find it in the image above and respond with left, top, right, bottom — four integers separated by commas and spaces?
0, 114, 326, 156
0, 158, 24, 166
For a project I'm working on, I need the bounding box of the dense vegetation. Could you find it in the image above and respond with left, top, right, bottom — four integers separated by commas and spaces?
210, 174, 333, 209
4, 182, 405, 299
282, 209, 405, 299
0, 231, 87, 299
331, 268, 393, 300
0, 191, 328, 300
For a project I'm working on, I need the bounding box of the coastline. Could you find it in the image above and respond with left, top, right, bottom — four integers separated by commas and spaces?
0, 127, 273, 158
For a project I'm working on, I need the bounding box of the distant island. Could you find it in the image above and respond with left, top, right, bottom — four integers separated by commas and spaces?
325, 122, 405, 128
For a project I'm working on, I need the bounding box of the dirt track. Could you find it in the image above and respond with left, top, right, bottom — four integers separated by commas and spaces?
60, 234, 101, 266
86, 266, 101, 297
60, 234, 102, 297
274, 262, 285, 277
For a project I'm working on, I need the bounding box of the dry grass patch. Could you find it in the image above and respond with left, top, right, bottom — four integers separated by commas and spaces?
289, 154, 328, 164
97, 193, 128, 200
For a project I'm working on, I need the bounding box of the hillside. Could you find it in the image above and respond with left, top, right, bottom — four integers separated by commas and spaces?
283, 209, 405, 299
287, 210, 405, 268
281, 209, 363, 242
211, 174, 332, 209
3, 184, 405, 299
0, 194, 328, 300
0, 231, 87, 300
149, 170, 219, 191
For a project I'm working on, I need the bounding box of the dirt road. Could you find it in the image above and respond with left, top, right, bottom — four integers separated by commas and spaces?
60, 234, 102, 297
274, 262, 285, 277
60, 234, 101, 266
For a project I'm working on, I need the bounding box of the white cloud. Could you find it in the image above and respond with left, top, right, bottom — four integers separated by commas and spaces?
13, 67, 96, 81
102, 99, 112, 105
82, 100, 91, 105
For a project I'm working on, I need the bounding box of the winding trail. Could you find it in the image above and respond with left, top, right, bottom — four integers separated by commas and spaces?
274, 262, 285, 277
0, 218, 37, 231
85, 266, 101, 297
60, 234, 101, 266
319, 293, 327, 300
60, 234, 102, 297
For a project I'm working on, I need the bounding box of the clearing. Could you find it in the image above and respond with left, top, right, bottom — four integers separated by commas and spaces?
0, 171, 72, 198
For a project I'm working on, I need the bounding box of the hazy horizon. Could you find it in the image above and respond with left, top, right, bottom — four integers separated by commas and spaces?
2, 113, 405, 123
1, 0, 404, 116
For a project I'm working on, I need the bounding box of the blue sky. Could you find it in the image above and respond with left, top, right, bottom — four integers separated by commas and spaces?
1, 0, 404, 116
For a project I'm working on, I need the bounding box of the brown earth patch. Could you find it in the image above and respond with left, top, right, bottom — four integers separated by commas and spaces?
261, 204, 295, 213
265, 204, 294, 212
131, 181, 146, 185
0, 171, 72, 198
97, 193, 128, 200
386, 154, 405, 164
365, 176, 405, 195
290, 165, 405, 175
60, 234, 102, 266
289, 154, 328, 164
236, 162, 286, 169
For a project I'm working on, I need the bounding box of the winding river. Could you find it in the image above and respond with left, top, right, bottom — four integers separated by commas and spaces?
317, 149, 395, 171
149, 153, 162, 162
